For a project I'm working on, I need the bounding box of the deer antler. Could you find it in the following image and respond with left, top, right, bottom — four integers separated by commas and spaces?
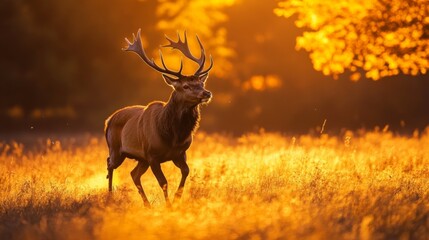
163, 31, 213, 76
123, 29, 183, 78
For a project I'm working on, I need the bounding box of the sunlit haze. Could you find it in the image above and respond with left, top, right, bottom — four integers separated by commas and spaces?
1, 0, 429, 239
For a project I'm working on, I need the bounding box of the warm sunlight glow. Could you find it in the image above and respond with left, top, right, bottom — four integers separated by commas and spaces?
242, 75, 282, 91
275, 0, 429, 80
2, 131, 429, 238
156, 0, 237, 77
2, 1, 429, 238
83, 174, 110, 190
6, 105, 24, 119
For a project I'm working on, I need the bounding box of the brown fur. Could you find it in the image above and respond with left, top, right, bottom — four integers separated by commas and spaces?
106, 29, 213, 207
105, 79, 211, 207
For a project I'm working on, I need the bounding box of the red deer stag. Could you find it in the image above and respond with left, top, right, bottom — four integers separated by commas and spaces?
105, 29, 213, 207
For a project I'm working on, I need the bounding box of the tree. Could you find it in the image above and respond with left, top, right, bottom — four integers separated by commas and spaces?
155, 0, 236, 77
275, 0, 429, 80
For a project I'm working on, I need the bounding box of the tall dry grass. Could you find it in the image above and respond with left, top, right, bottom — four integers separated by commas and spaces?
1, 130, 429, 239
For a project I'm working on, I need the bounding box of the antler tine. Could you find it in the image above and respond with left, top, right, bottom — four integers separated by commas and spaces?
159, 50, 183, 75
162, 31, 211, 76
178, 57, 184, 73
176, 31, 181, 42
159, 50, 169, 71
123, 29, 183, 79
194, 34, 206, 74
199, 55, 213, 76
183, 30, 188, 44
196, 35, 205, 54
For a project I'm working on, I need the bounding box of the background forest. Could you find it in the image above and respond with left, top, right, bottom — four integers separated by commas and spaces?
1, 0, 429, 134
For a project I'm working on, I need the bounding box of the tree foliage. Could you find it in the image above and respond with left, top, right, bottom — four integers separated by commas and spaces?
156, 0, 236, 77
2, 0, 429, 133
275, 0, 429, 80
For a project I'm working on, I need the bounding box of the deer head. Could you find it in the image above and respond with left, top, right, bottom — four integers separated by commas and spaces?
123, 29, 213, 105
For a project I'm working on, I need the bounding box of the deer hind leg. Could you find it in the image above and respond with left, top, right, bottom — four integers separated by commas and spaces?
150, 162, 171, 207
106, 152, 125, 192
173, 155, 189, 202
106, 157, 114, 192
131, 161, 150, 207
106, 158, 114, 192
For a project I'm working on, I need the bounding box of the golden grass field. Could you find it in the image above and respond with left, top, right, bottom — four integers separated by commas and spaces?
1, 129, 429, 239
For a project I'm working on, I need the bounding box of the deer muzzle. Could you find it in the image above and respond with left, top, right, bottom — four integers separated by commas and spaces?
200, 90, 212, 103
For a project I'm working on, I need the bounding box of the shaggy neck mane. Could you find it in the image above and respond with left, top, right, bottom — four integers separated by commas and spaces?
157, 91, 200, 144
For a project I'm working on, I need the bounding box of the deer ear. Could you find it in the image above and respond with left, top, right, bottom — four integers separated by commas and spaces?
162, 74, 181, 88
199, 73, 209, 83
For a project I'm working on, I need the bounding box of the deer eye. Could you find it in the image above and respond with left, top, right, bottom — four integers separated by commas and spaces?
183, 85, 190, 90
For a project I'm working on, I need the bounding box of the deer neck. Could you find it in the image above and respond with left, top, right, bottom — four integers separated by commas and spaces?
158, 92, 200, 144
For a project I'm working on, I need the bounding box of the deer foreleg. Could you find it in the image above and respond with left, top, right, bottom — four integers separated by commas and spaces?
173, 156, 189, 202
131, 161, 150, 207
150, 163, 171, 207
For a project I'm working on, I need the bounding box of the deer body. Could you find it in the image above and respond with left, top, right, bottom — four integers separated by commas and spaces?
105, 29, 212, 207
106, 98, 199, 164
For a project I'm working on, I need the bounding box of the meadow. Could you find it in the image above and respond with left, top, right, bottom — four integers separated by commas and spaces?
1, 129, 428, 239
